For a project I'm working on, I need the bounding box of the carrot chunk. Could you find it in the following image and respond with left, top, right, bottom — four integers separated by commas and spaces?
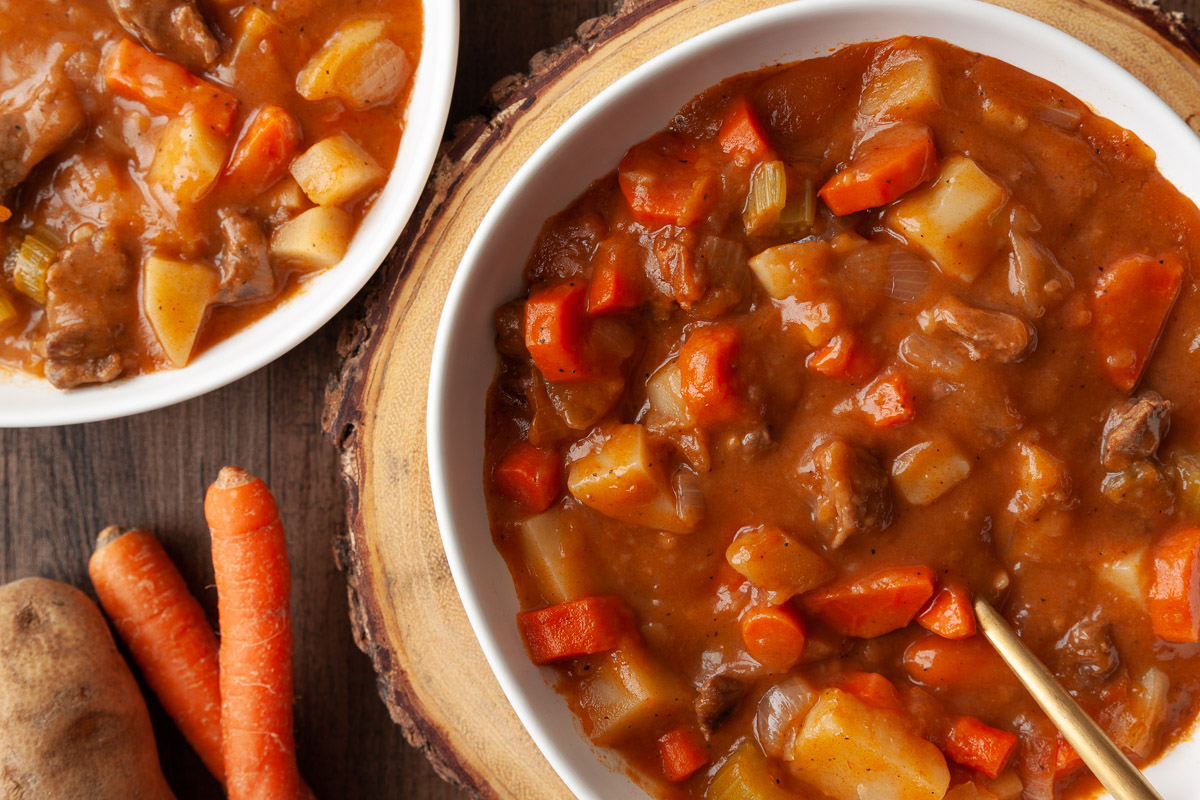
517, 596, 631, 664
493, 441, 562, 513
808, 332, 877, 379
916, 584, 977, 640
587, 237, 644, 315
945, 716, 1018, 779
106, 39, 239, 134
802, 565, 935, 638
618, 133, 715, 227
657, 726, 709, 782
902, 635, 1015, 691
718, 96, 775, 165
819, 123, 939, 215
679, 324, 747, 426
859, 370, 916, 428
839, 671, 904, 712
1092, 254, 1184, 391
740, 605, 807, 671
223, 105, 302, 197
524, 281, 594, 381
1149, 524, 1200, 642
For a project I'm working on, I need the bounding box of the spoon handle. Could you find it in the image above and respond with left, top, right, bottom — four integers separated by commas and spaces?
973, 597, 1164, 800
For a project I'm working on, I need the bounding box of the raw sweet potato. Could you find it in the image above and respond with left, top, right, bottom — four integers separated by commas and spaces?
0, 577, 176, 800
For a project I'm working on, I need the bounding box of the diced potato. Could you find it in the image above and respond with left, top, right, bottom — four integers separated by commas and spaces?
859, 42, 942, 120
787, 688, 950, 800
984, 772, 1024, 800
516, 509, 594, 604
148, 114, 228, 204
296, 18, 412, 110
726, 526, 834, 604
708, 741, 794, 800
270, 206, 353, 269
142, 255, 218, 368
254, 176, 312, 223
644, 360, 694, 430
290, 133, 385, 207
891, 438, 971, 506
567, 424, 698, 533
576, 646, 684, 745
1097, 546, 1149, 605
747, 240, 831, 300
1001, 509, 1073, 565
887, 156, 1008, 283
1008, 439, 1070, 520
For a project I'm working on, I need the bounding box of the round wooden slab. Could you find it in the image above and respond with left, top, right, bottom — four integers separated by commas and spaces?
322, 1, 1200, 797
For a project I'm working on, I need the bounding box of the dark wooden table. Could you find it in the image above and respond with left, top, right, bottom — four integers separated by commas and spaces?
1, 0, 1196, 798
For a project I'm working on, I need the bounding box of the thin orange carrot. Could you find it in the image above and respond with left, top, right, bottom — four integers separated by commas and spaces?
89, 525, 226, 784
205, 466, 306, 800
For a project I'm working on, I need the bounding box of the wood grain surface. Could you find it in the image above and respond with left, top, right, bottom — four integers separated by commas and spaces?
0, 1, 1196, 800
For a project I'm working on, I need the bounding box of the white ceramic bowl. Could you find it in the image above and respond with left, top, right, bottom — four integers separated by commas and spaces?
428, 1, 1200, 798
0, 1, 458, 427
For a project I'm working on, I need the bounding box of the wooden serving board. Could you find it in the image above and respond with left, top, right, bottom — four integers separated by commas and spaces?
322, 1, 1200, 797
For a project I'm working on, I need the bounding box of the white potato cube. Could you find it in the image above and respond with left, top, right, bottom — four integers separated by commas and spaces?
747, 240, 831, 301
887, 155, 1008, 282
270, 206, 352, 269
891, 438, 971, 506
567, 423, 696, 533
296, 18, 412, 110
1098, 546, 1150, 605
148, 114, 228, 204
516, 508, 594, 604
577, 646, 683, 745
788, 689, 950, 800
644, 360, 693, 430
859, 42, 942, 120
142, 255, 218, 368
290, 133, 385, 207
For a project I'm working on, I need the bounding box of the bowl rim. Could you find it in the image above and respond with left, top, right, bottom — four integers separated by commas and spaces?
428, 1, 1200, 798
0, 0, 460, 428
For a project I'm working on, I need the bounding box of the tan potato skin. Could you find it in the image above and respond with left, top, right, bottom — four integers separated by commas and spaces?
0, 577, 176, 800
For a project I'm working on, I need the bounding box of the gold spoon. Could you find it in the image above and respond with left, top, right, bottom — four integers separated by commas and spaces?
973, 597, 1164, 800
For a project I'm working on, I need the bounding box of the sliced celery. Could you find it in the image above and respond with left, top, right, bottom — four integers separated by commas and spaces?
12, 228, 62, 305
707, 742, 793, 800
743, 160, 787, 235
777, 178, 816, 237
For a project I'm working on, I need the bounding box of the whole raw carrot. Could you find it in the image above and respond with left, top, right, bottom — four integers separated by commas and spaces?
205, 466, 306, 800
88, 525, 226, 784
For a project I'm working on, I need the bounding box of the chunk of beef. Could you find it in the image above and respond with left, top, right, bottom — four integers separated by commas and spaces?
918, 296, 1036, 363
1101, 391, 1172, 472
214, 209, 274, 303
695, 673, 747, 736
0, 68, 84, 203
109, 0, 221, 73
44, 228, 130, 388
1056, 613, 1119, 684
809, 439, 893, 548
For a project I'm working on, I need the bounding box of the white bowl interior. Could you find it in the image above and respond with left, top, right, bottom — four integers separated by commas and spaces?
0, 0, 459, 427
429, 1, 1200, 798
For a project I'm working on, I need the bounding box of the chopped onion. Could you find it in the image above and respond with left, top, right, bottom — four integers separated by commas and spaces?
885, 248, 931, 302
1037, 104, 1083, 130
754, 675, 817, 759
899, 332, 966, 378
777, 177, 816, 237
672, 465, 706, 528
839, 244, 889, 289
699, 235, 748, 282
